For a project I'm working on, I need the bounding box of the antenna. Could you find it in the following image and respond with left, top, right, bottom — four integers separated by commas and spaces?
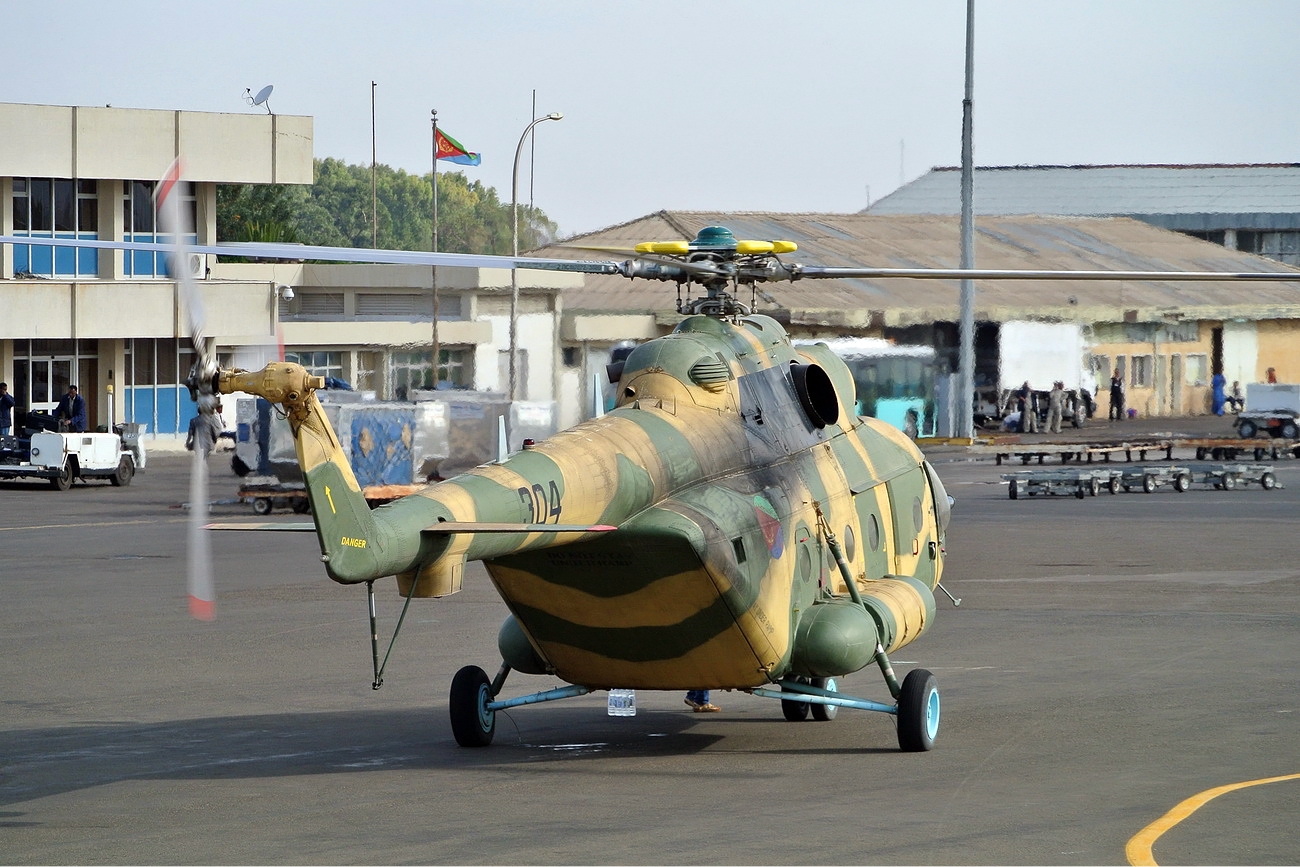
243, 85, 274, 114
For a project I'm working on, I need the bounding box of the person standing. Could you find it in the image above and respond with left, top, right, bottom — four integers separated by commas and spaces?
1046, 381, 1065, 434
54, 384, 87, 432
1109, 370, 1125, 421
1267, 367, 1278, 384
185, 403, 224, 456
1018, 381, 1039, 433
685, 690, 720, 713
0, 382, 14, 436
1211, 373, 1227, 416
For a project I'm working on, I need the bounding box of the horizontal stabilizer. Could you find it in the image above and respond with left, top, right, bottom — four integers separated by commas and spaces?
206, 521, 317, 532
422, 522, 617, 534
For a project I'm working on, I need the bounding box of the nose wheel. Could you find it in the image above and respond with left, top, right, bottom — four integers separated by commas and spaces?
897, 668, 940, 751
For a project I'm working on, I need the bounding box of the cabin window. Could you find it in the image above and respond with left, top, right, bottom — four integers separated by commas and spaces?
1131, 355, 1153, 388
732, 537, 746, 564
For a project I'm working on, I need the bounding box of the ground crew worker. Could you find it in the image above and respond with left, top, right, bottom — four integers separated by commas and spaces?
1046, 381, 1065, 433
1018, 381, 1039, 433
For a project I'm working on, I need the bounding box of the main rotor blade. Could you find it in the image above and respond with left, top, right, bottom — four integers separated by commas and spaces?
0, 235, 622, 275
794, 265, 1300, 282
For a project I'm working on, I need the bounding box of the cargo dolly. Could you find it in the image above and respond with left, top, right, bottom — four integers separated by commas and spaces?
1002, 468, 1122, 499
1183, 463, 1281, 491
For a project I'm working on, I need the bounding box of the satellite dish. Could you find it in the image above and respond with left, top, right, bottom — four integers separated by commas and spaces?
244, 85, 274, 114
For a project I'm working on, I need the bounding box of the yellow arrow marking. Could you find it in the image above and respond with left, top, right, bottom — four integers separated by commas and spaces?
324, 485, 336, 514
1126, 772, 1300, 865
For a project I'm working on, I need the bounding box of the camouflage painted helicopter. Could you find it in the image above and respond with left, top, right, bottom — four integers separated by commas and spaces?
11, 200, 1299, 751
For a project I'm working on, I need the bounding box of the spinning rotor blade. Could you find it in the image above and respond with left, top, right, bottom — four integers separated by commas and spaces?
155, 159, 217, 621
792, 265, 1300, 282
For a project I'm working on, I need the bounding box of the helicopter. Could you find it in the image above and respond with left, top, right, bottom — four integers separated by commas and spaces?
9, 184, 1300, 752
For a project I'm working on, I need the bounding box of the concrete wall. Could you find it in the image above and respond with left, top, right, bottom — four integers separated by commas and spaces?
0, 103, 313, 184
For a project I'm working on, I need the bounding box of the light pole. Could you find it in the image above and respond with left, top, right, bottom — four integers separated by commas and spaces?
509, 111, 562, 401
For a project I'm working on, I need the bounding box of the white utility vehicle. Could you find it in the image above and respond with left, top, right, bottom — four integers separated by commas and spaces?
0, 428, 137, 490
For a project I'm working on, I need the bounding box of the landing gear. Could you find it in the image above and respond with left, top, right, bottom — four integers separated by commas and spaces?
782, 677, 811, 721
810, 677, 838, 721
449, 665, 496, 747
897, 668, 940, 752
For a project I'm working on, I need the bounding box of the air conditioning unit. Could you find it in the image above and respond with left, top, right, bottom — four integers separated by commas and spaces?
188, 253, 207, 279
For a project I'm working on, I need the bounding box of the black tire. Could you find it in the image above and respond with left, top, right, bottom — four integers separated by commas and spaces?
1089, 477, 1101, 497
897, 669, 940, 752
1238, 420, 1258, 439
1255, 448, 1266, 461
1074, 486, 1085, 499
449, 665, 496, 747
1174, 472, 1191, 493
292, 498, 311, 514
109, 456, 134, 487
781, 677, 811, 721
1281, 422, 1299, 440
1108, 475, 1121, 495
1195, 447, 1208, 461
1142, 474, 1156, 493
1008, 482, 1018, 500
1261, 472, 1277, 490
252, 497, 273, 516
811, 677, 838, 722
50, 465, 71, 491
231, 455, 252, 477
1222, 473, 1237, 491
1211, 448, 1224, 461
1225, 449, 1239, 460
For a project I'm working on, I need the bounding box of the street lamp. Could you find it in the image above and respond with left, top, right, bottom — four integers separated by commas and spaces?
509, 111, 563, 401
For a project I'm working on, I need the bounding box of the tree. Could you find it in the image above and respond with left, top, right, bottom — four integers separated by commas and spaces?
216, 158, 558, 256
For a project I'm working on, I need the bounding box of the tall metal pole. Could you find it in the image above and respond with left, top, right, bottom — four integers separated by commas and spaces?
371, 81, 378, 247
957, 0, 976, 439
431, 109, 440, 391
509, 111, 562, 401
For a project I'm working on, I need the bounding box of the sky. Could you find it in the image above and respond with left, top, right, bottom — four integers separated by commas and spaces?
10, 1, 1300, 239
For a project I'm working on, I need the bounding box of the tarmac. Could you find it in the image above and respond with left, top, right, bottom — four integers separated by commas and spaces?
1, 413, 1296, 865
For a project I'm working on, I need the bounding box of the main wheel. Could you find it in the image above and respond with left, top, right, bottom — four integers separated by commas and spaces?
49, 465, 72, 491
897, 669, 940, 752
449, 665, 496, 747
781, 677, 811, 721
1142, 474, 1156, 493
252, 497, 273, 516
1174, 472, 1191, 493
1238, 420, 1258, 439
110, 456, 134, 487
811, 677, 838, 721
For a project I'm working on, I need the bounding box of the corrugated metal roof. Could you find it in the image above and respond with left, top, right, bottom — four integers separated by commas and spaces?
865, 164, 1300, 217
536, 211, 1300, 327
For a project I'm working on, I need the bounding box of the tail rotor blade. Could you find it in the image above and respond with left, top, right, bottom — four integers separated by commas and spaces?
187, 445, 215, 621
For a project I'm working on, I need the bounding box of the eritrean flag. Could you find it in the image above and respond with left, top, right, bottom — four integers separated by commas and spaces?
435, 129, 481, 166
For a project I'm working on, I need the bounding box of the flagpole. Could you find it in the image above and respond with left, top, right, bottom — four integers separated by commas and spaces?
371, 81, 378, 248
431, 109, 440, 391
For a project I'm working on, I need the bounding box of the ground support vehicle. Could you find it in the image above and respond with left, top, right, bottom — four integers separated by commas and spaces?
236, 475, 426, 514
1235, 383, 1300, 439
979, 438, 1176, 466
0, 429, 136, 490
1117, 465, 1194, 493
1183, 463, 1280, 491
1180, 437, 1299, 462
1003, 468, 1121, 499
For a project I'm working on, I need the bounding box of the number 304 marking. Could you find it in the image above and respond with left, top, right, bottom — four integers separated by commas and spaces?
518, 481, 562, 524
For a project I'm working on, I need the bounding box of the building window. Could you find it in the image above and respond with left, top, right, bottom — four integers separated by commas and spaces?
285, 350, 345, 382
11, 177, 99, 277
1131, 355, 1152, 388
122, 179, 198, 277
389, 347, 470, 397
1237, 230, 1300, 266
1184, 354, 1208, 386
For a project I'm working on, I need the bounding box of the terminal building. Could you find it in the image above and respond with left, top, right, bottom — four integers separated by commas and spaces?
0, 102, 585, 442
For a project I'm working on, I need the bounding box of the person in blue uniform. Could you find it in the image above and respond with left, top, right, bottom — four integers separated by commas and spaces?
54, 384, 87, 432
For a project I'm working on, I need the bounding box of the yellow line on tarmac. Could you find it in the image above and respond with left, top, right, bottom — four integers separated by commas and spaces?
0, 518, 185, 532
1126, 772, 1300, 865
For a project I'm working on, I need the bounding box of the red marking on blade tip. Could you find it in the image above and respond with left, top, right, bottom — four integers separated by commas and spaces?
189, 596, 215, 621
